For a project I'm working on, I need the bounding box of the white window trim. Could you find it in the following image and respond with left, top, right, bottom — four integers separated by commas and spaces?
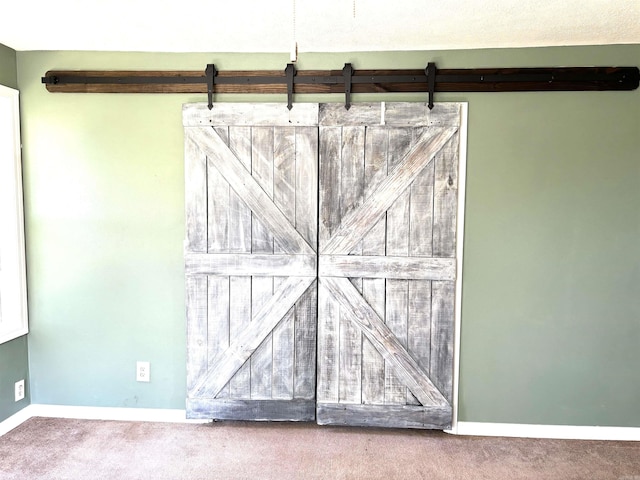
0, 84, 28, 344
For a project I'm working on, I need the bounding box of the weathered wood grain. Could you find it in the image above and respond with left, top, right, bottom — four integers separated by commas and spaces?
184, 136, 207, 253
295, 127, 318, 250
185, 253, 317, 277
361, 276, 385, 405
208, 277, 230, 398
228, 126, 252, 253
321, 277, 448, 407
188, 399, 316, 421
317, 286, 340, 404
191, 275, 314, 398
186, 276, 208, 392
294, 282, 317, 400
207, 128, 230, 253
251, 126, 275, 256
407, 280, 431, 405
318, 102, 460, 127
361, 126, 387, 406
251, 276, 273, 400
228, 276, 251, 399
433, 131, 459, 258
272, 128, 297, 400
409, 133, 435, 256
384, 279, 408, 405
183, 103, 319, 127
384, 128, 413, 405
318, 255, 455, 280
321, 127, 458, 255
316, 403, 451, 429
186, 129, 314, 255
319, 126, 342, 248
431, 281, 455, 403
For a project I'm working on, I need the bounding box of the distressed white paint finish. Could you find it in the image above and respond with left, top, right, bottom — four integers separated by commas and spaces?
320, 127, 458, 255
185, 104, 318, 420
185, 253, 317, 277
185, 102, 463, 427
319, 255, 455, 280
183, 103, 319, 127
317, 104, 462, 429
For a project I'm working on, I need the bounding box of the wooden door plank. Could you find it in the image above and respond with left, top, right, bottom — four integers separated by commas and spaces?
186, 276, 208, 392
318, 102, 460, 128
430, 281, 455, 403
409, 128, 435, 256
384, 278, 409, 405
408, 280, 432, 405
384, 129, 412, 405
229, 276, 251, 399
251, 127, 275, 255
361, 126, 387, 406
294, 282, 317, 400
249, 126, 274, 400
183, 103, 319, 128
207, 127, 230, 253
251, 276, 273, 400
319, 126, 342, 248
317, 288, 340, 403
228, 126, 252, 253
186, 128, 314, 255
321, 127, 458, 255
184, 136, 207, 253
188, 399, 316, 422
185, 253, 317, 277
316, 403, 451, 429
318, 255, 455, 280
337, 126, 365, 404
321, 277, 448, 407
191, 275, 314, 398
208, 277, 230, 398
272, 126, 297, 400
433, 132, 459, 258
361, 276, 385, 405
295, 127, 318, 250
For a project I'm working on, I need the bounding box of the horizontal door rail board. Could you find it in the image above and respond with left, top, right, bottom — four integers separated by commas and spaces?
190, 275, 315, 398
185, 253, 317, 277
321, 127, 458, 255
187, 399, 316, 421
186, 128, 315, 255
321, 277, 449, 407
183, 103, 319, 127
318, 102, 460, 127
42, 66, 639, 94
319, 255, 455, 280
316, 403, 452, 429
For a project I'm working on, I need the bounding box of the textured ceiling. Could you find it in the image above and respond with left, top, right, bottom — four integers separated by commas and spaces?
1, 0, 639, 52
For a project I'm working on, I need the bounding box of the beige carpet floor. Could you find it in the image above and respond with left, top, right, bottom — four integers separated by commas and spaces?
0, 417, 639, 479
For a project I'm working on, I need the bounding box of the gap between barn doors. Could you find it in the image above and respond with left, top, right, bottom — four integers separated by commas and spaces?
41, 63, 640, 110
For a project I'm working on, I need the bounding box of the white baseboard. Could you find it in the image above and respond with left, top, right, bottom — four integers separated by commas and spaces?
0, 407, 33, 437
451, 421, 640, 441
3, 406, 639, 441
0, 404, 209, 436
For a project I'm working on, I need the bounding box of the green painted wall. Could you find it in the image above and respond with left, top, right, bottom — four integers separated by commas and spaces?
0, 43, 30, 423
16, 45, 640, 425
0, 43, 18, 89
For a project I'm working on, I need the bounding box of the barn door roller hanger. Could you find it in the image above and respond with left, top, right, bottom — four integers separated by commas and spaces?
41, 62, 639, 110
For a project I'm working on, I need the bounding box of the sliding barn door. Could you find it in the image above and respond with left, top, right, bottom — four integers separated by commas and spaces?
316, 103, 462, 429
184, 104, 319, 421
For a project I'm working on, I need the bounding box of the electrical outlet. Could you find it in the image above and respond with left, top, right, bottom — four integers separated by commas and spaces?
15, 380, 25, 402
136, 361, 150, 382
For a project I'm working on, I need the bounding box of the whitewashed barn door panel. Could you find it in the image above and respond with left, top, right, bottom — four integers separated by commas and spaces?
316, 103, 462, 429
184, 101, 464, 429
184, 104, 319, 421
